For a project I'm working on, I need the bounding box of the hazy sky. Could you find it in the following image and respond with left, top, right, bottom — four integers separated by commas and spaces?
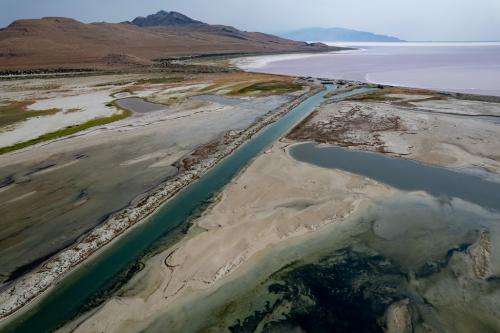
2, 0, 500, 41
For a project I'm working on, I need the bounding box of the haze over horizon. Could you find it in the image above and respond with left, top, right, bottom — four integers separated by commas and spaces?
2, 0, 500, 42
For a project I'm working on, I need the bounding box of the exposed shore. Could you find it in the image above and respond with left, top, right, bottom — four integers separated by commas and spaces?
67, 139, 396, 332
66, 82, 500, 332
0, 80, 322, 321
288, 86, 500, 179
1, 71, 304, 287
2, 60, 500, 331
69, 140, 500, 332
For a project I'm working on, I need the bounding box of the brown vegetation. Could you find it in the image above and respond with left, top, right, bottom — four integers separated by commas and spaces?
200, 72, 303, 96
348, 86, 446, 106
288, 103, 405, 152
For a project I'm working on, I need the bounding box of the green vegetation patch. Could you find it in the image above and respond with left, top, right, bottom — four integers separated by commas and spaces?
65, 107, 84, 113
0, 109, 132, 155
347, 89, 446, 106
347, 91, 400, 102
5, 83, 62, 92
0, 101, 60, 128
93, 80, 136, 87
110, 77, 185, 97
228, 81, 303, 96
198, 83, 221, 93
136, 76, 185, 85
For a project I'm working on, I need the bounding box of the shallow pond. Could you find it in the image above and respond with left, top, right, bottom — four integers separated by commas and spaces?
290, 142, 500, 212
114, 97, 169, 113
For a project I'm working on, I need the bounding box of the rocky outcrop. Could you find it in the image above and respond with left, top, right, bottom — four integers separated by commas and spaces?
466, 230, 493, 280
131, 11, 207, 28
385, 299, 413, 333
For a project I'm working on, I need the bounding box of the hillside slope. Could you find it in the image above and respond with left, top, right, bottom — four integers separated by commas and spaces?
0, 11, 333, 70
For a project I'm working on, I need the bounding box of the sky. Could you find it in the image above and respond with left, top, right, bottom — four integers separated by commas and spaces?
2, 0, 500, 41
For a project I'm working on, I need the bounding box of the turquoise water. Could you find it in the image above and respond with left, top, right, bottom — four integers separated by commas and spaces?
1, 86, 334, 332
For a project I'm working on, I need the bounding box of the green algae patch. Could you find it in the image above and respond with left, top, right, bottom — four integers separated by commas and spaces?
136, 76, 185, 85
0, 110, 132, 155
229, 81, 303, 96
0, 100, 60, 128
109, 77, 185, 97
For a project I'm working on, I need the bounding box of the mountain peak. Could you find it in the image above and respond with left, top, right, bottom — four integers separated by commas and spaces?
131, 10, 206, 28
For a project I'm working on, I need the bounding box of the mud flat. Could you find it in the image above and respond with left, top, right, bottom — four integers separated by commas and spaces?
68, 141, 500, 333
65, 140, 396, 332
0, 72, 300, 288
0, 76, 326, 327
288, 86, 500, 180
65, 85, 500, 332
3, 73, 500, 332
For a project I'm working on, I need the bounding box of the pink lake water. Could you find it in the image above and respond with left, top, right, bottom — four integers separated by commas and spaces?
236, 42, 500, 96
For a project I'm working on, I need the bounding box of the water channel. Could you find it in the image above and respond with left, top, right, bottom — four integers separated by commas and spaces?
3, 85, 339, 332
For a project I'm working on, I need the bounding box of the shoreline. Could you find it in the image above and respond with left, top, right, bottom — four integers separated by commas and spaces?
0, 47, 345, 80
3, 50, 500, 328
238, 45, 500, 98
0, 83, 324, 323
65, 78, 500, 331
67, 137, 397, 332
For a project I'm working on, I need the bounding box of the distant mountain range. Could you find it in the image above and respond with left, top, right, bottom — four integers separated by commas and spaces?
0, 11, 335, 70
281, 27, 404, 42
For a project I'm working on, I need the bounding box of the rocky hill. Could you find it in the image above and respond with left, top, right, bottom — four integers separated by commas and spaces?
131, 10, 206, 27
0, 11, 334, 70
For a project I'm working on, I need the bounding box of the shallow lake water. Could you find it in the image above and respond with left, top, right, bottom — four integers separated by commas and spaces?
238, 42, 500, 96
142, 142, 500, 332
290, 142, 500, 212
146, 192, 500, 332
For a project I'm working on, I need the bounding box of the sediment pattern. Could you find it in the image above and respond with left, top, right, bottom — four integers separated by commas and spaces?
0, 87, 322, 319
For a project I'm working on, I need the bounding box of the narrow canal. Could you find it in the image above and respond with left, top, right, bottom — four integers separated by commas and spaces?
3, 85, 342, 332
